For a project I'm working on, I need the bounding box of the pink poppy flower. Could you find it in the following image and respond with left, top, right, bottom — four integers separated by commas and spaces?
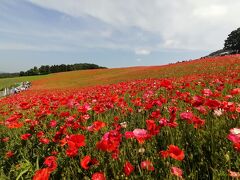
171, 166, 183, 178
133, 129, 149, 144
140, 160, 154, 171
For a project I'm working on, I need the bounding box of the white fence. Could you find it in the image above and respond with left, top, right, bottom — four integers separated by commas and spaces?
0, 88, 13, 98
0, 82, 31, 98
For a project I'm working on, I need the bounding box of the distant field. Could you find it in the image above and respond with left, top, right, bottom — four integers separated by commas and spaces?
31, 55, 240, 90
0, 75, 47, 90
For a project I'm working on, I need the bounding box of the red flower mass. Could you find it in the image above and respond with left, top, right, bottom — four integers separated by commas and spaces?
0, 55, 240, 179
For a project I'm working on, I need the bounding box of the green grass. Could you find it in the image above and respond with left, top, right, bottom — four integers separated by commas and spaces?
0, 75, 47, 90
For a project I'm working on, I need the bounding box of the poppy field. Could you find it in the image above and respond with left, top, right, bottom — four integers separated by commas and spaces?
0, 55, 240, 179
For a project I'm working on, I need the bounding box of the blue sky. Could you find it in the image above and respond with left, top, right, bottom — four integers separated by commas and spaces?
0, 0, 239, 72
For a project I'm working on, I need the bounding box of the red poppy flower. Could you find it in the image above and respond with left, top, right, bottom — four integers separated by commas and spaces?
202, 89, 213, 96
68, 134, 86, 148
49, 120, 57, 128
87, 121, 106, 132
124, 161, 134, 176
180, 112, 205, 128
233, 143, 240, 151
205, 99, 221, 109
44, 156, 58, 172
37, 131, 45, 138
160, 145, 185, 161
5, 151, 14, 158
146, 120, 160, 135
168, 145, 185, 161
7, 122, 24, 129
191, 95, 205, 107
125, 131, 135, 139
230, 88, 240, 95
91, 172, 106, 180
96, 130, 121, 153
2, 137, 9, 142
81, 155, 98, 170
33, 168, 50, 180
195, 106, 207, 114
51, 151, 58, 156
66, 147, 78, 157
21, 133, 31, 140
180, 112, 194, 123
192, 117, 205, 129
160, 150, 169, 158
39, 138, 50, 144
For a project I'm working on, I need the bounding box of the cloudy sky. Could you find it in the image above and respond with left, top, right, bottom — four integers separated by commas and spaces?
0, 0, 239, 72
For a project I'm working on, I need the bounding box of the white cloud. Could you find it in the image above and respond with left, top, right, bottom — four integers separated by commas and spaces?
135, 48, 151, 55
162, 39, 180, 49
193, 5, 227, 18
15, 0, 240, 51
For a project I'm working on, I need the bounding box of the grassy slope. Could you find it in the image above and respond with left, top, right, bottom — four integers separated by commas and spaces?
31, 55, 240, 90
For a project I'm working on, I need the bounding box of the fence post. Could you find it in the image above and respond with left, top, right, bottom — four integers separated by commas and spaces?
4, 88, 7, 96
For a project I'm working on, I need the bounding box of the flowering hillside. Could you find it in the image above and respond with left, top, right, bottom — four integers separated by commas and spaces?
32, 55, 240, 90
0, 55, 240, 179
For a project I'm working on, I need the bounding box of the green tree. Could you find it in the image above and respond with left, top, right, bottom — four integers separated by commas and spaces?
224, 27, 240, 52
19, 71, 25, 76
33, 66, 39, 75
39, 65, 50, 75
